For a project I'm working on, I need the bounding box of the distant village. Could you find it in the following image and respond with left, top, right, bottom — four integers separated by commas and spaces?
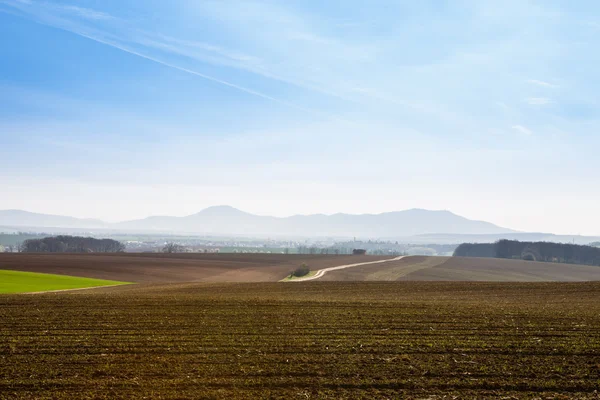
1, 232, 457, 256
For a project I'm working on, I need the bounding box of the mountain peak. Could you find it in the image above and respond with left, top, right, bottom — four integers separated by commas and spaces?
194, 205, 248, 217
404, 208, 453, 214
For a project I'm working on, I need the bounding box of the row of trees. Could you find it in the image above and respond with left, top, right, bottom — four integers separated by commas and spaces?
454, 240, 600, 266
2, 244, 20, 253
20, 236, 125, 253
296, 246, 344, 255
452, 243, 496, 258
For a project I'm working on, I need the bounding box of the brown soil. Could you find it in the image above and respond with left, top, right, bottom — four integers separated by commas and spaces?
0, 253, 390, 283
321, 256, 600, 282
2, 282, 600, 398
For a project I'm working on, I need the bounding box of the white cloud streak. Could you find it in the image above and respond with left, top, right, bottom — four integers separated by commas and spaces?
1, 0, 111, 20
58, 5, 112, 21
526, 97, 552, 106
527, 79, 558, 88
2, 0, 594, 139
0, 0, 341, 120
74, 32, 329, 117
512, 125, 533, 136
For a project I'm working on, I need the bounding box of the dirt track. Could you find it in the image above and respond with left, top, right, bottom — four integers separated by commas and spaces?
0, 253, 389, 283
288, 256, 405, 281
321, 256, 600, 282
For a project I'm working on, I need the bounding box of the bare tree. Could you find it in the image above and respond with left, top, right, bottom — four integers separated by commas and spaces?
162, 242, 187, 254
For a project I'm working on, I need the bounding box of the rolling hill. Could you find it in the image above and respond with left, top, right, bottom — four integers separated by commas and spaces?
3, 253, 599, 284
0, 253, 389, 283
319, 256, 600, 282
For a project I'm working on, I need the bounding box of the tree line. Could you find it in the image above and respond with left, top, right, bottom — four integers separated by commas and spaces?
452, 243, 496, 258
20, 235, 125, 253
454, 240, 600, 266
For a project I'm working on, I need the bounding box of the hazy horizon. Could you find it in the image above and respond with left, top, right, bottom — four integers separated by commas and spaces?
2, 1, 599, 235
1, 205, 598, 239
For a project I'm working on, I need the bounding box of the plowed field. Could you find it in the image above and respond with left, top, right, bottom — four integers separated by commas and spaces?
321, 256, 600, 282
1, 282, 600, 399
0, 253, 389, 283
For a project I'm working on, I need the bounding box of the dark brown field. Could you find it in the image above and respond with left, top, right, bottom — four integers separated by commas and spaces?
321, 256, 600, 282
1, 282, 600, 399
0, 253, 389, 283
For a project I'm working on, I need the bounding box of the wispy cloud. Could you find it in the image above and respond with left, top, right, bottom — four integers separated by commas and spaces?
0, 0, 467, 126
527, 79, 558, 88
57, 5, 113, 21
526, 97, 552, 106
2, 0, 595, 140
496, 102, 511, 110
0, 0, 343, 120
512, 125, 533, 136
581, 20, 600, 29
1, 0, 112, 20
74, 32, 335, 119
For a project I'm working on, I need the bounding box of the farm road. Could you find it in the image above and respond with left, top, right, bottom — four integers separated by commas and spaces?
286, 256, 406, 282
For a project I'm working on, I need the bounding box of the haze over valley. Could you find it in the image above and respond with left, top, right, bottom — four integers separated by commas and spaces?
0, 206, 515, 237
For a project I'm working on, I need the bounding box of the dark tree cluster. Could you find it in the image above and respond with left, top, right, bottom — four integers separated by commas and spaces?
291, 263, 310, 278
453, 239, 600, 267
20, 236, 125, 253
452, 243, 495, 258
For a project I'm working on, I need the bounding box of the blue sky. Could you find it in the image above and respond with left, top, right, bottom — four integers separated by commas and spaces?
1, 0, 599, 234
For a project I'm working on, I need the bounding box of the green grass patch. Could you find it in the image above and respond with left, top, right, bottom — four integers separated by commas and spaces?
0, 270, 131, 294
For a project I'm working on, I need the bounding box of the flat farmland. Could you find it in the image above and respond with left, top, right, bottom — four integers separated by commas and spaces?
0, 253, 389, 283
2, 282, 600, 399
321, 256, 600, 282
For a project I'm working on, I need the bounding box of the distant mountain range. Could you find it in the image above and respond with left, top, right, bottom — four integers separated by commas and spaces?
0, 210, 105, 229
0, 206, 516, 238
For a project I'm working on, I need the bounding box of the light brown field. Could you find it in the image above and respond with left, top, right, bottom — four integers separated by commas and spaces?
0, 253, 389, 283
321, 256, 600, 282
3, 254, 599, 284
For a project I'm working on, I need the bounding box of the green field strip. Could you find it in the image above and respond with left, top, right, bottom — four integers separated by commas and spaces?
0, 270, 132, 294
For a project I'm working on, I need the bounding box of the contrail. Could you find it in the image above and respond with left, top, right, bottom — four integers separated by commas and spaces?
74, 31, 320, 115
0, 4, 339, 119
